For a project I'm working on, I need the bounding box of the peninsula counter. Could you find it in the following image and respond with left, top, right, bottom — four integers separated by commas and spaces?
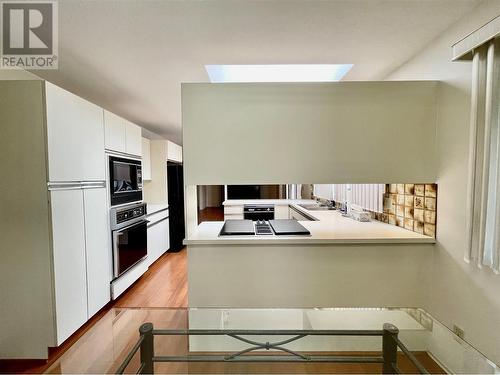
185, 203, 434, 309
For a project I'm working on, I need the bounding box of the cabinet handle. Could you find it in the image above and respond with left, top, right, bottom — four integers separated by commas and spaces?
112, 232, 122, 278
147, 216, 169, 228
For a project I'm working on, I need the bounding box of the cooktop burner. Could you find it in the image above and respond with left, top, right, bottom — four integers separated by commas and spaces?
255, 220, 273, 235
219, 219, 311, 237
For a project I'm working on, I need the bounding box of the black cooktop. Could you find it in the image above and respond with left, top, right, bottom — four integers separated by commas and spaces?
219, 219, 311, 236
219, 220, 255, 235
269, 219, 311, 235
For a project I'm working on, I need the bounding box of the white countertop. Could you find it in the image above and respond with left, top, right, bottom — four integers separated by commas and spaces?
146, 202, 168, 215
186, 202, 435, 245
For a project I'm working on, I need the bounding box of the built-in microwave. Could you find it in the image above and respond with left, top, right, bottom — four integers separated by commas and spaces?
109, 156, 143, 206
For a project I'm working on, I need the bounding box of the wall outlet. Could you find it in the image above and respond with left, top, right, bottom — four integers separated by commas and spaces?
453, 324, 465, 340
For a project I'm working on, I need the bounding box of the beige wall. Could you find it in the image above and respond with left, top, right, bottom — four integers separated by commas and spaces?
205, 185, 223, 207
0, 81, 55, 358
182, 82, 438, 185
143, 140, 168, 204
197, 185, 207, 210
386, 0, 500, 364
196, 186, 223, 210
0, 69, 40, 80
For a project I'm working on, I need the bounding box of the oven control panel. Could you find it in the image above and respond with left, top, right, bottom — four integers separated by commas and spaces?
115, 203, 146, 225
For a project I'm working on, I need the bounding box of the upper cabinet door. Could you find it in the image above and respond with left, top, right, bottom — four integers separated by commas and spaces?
104, 110, 127, 154
104, 111, 142, 157
167, 141, 182, 163
45, 82, 105, 182
142, 138, 151, 180
125, 121, 142, 157
83, 187, 111, 317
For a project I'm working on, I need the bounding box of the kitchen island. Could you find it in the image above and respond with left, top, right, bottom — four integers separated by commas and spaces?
185, 201, 434, 309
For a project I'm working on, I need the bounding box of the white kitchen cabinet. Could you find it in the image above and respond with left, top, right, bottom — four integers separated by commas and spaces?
50, 189, 88, 345
51, 186, 112, 343
154, 219, 169, 262
224, 205, 243, 215
224, 213, 244, 220
142, 138, 151, 180
147, 210, 169, 265
83, 187, 111, 318
104, 110, 142, 157
289, 206, 311, 221
224, 205, 244, 220
104, 110, 127, 154
1, 80, 113, 358
45, 82, 105, 182
164, 219, 170, 255
274, 205, 289, 219
126, 121, 142, 157
167, 141, 182, 163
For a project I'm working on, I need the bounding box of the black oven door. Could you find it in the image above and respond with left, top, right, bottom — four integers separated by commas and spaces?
112, 220, 148, 278
109, 156, 143, 206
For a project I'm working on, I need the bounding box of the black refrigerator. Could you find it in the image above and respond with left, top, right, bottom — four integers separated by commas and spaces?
167, 161, 185, 251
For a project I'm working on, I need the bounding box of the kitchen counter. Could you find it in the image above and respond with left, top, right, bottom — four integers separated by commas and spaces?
223, 199, 316, 206
185, 202, 435, 245
146, 202, 168, 215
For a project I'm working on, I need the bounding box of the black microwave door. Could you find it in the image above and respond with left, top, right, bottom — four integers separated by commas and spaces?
137, 165, 143, 188
109, 157, 143, 206
112, 162, 138, 193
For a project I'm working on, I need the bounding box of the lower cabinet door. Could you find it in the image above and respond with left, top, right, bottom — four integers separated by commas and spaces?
290, 209, 307, 221
274, 205, 288, 219
50, 189, 88, 345
147, 224, 161, 265
83, 187, 111, 318
147, 217, 169, 265
224, 214, 244, 220
158, 218, 169, 256
164, 218, 170, 253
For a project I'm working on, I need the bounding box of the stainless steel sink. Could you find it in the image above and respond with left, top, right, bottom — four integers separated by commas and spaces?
298, 204, 335, 211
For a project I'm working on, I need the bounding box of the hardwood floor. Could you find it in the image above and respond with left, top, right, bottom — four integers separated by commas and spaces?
44, 308, 190, 374
114, 250, 187, 308
198, 207, 224, 223
181, 352, 445, 374
0, 250, 187, 374
1, 247, 447, 374
34, 308, 446, 375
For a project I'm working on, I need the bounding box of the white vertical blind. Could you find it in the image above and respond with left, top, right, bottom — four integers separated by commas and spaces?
333, 184, 385, 213
333, 184, 348, 203
351, 184, 385, 212
482, 39, 500, 272
313, 184, 334, 199
465, 46, 487, 264
464, 37, 500, 274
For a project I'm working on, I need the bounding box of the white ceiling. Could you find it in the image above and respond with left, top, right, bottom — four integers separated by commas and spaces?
35, 0, 482, 144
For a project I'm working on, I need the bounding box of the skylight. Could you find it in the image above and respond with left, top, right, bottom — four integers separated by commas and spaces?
205, 64, 353, 83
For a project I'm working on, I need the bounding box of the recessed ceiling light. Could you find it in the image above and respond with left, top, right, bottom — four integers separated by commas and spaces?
205, 64, 353, 83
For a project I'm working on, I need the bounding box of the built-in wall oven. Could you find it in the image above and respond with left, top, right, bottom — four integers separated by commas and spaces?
109, 156, 142, 206
243, 204, 275, 221
110, 203, 148, 278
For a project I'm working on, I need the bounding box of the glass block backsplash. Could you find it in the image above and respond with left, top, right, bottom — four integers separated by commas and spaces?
374, 184, 437, 237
